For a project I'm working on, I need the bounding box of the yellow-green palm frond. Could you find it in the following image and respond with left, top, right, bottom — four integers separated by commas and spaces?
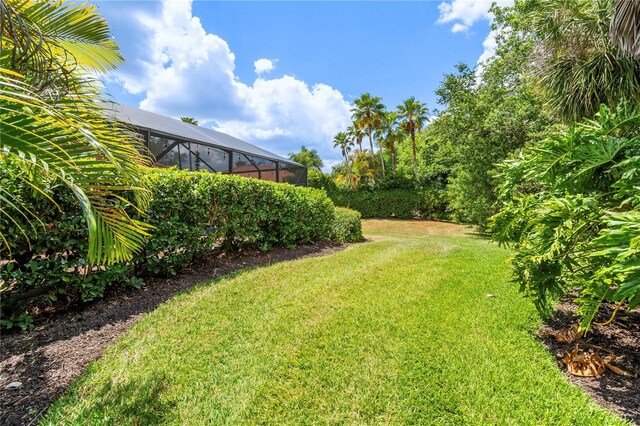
1, 0, 123, 91
1, 68, 153, 265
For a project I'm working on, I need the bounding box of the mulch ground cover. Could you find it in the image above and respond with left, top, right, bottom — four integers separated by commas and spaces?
0, 242, 344, 426
539, 300, 640, 425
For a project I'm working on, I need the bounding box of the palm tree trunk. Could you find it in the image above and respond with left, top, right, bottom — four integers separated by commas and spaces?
391, 149, 397, 172
368, 125, 375, 155
343, 150, 351, 177
379, 148, 385, 176
411, 130, 418, 178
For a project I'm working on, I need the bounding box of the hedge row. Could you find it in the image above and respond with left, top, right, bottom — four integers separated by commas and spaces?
326, 188, 448, 220
0, 167, 362, 328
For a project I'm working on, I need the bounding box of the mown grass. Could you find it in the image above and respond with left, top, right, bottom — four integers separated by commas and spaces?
43, 220, 628, 425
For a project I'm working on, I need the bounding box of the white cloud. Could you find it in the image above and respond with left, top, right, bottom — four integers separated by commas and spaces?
477, 30, 498, 65
254, 58, 277, 75
108, 0, 350, 162
451, 23, 467, 33
436, 0, 513, 65
437, 0, 498, 32
322, 159, 342, 174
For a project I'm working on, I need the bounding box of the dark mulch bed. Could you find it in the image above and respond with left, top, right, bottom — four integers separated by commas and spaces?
0, 242, 344, 426
539, 300, 640, 425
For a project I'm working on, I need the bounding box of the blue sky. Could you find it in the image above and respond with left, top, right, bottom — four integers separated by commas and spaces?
96, 0, 506, 169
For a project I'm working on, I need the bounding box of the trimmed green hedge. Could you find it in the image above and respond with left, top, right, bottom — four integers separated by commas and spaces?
331, 208, 364, 243
326, 188, 448, 220
0, 167, 350, 327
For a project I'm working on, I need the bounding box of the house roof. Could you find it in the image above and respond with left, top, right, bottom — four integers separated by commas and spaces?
111, 103, 303, 168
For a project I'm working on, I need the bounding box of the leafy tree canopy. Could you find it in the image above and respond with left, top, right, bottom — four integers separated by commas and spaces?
288, 146, 324, 171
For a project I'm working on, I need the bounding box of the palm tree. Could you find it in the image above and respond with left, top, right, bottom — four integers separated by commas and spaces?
0, 0, 152, 264
610, 0, 640, 58
397, 97, 429, 178
351, 93, 385, 158
333, 132, 353, 178
376, 112, 402, 172
346, 124, 365, 153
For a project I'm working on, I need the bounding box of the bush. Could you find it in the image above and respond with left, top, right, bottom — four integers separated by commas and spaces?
331, 208, 364, 243
326, 188, 449, 220
0, 167, 341, 325
491, 103, 640, 330
308, 168, 337, 191
327, 189, 418, 219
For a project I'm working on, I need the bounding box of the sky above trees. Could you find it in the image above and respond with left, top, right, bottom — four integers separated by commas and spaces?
96, 0, 508, 170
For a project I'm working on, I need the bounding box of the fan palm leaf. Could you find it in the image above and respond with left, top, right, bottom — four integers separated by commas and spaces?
610, 0, 640, 58
521, 0, 640, 121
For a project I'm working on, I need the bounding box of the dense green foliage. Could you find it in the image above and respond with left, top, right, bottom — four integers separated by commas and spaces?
309, 170, 447, 220
327, 189, 420, 219
419, 9, 552, 227
515, 0, 640, 121
0, 167, 346, 327
492, 103, 640, 330
324, 188, 447, 220
43, 221, 627, 425
330, 208, 364, 243
288, 146, 324, 171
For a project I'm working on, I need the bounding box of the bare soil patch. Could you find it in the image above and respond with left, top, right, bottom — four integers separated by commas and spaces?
539, 300, 640, 424
0, 242, 345, 426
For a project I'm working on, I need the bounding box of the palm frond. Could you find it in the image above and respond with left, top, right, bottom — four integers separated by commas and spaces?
610, 0, 640, 58
1, 68, 153, 264
1, 0, 123, 92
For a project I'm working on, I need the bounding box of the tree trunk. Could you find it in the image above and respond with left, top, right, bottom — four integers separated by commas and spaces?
379, 148, 385, 176
367, 125, 375, 155
391, 149, 396, 172
344, 150, 351, 177
411, 129, 418, 178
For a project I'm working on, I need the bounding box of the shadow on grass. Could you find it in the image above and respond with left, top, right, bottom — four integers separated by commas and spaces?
463, 231, 492, 241
60, 373, 176, 424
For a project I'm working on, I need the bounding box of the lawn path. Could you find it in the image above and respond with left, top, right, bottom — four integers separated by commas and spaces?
43, 220, 629, 425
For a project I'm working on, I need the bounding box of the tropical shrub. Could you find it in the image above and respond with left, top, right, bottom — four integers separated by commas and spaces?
331, 208, 364, 243
491, 102, 640, 330
0, 167, 341, 326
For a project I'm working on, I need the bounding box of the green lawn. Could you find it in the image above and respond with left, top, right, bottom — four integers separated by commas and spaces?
44, 220, 628, 425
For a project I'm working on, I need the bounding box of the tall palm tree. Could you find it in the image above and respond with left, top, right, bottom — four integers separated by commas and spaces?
346, 124, 365, 153
1, 0, 152, 264
397, 97, 429, 178
376, 112, 402, 172
333, 132, 353, 178
610, 0, 640, 58
351, 93, 385, 158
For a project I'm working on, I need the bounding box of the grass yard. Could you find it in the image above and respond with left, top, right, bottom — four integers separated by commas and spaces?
43, 220, 628, 425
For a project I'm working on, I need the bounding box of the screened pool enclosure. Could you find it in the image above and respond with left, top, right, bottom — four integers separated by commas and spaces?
113, 104, 307, 186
